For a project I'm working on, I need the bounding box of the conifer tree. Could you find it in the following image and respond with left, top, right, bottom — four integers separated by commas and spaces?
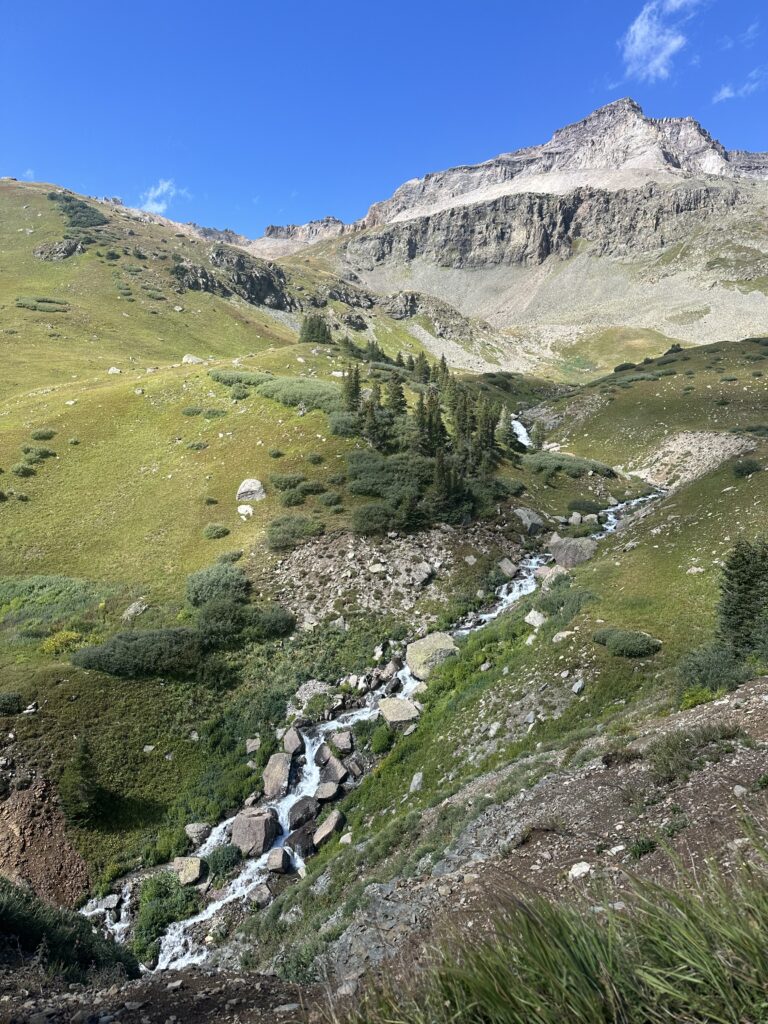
342, 365, 361, 412
59, 738, 100, 823
718, 539, 768, 654
384, 375, 407, 416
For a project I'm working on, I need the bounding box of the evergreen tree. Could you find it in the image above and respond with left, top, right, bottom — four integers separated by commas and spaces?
414, 352, 431, 383
406, 354, 416, 372
413, 392, 430, 454
718, 539, 768, 654
59, 738, 100, 823
342, 365, 361, 412
384, 376, 407, 416
395, 351, 405, 367
299, 314, 331, 344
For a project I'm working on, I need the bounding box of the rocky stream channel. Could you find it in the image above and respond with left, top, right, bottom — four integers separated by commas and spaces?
82, 421, 657, 974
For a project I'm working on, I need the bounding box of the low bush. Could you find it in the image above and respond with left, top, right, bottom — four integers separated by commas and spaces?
72, 628, 203, 678
613, 361, 637, 371
208, 369, 273, 387
218, 550, 243, 564
567, 499, 602, 515
11, 463, 36, 478
593, 627, 661, 657
646, 723, 743, 783
203, 408, 226, 419
203, 522, 230, 540
205, 843, 242, 879
271, 473, 307, 491
329, 410, 361, 437
132, 873, 201, 964
40, 629, 82, 656
371, 723, 395, 755
0, 876, 138, 981
254, 376, 342, 414
676, 643, 750, 693
281, 488, 306, 507
266, 515, 324, 551
187, 441, 208, 451
30, 429, 56, 441
182, 406, 203, 416
319, 491, 342, 506
0, 692, 23, 715
187, 563, 250, 607
269, 449, 284, 459
524, 451, 615, 480
297, 480, 326, 496
733, 457, 762, 478
250, 604, 296, 641
307, 452, 324, 465
352, 502, 392, 535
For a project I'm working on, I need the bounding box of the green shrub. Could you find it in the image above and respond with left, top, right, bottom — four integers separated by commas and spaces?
22, 446, 56, 460
0, 876, 138, 981
0, 692, 23, 715
203, 408, 226, 419
299, 314, 332, 343
182, 406, 203, 416
680, 685, 721, 710
59, 738, 101, 823
567, 499, 602, 515
68, 437, 80, 445
11, 463, 36, 477
187, 441, 208, 451
254, 376, 342, 414
203, 522, 230, 540
371, 723, 394, 755
132, 873, 201, 964
329, 410, 361, 437
307, 452, 324, 465
218, 550, 243, 564
266, 515, 324, 551
271, 473, 307, 491
524, 451, 615, 480
628, 836, 658, 860
676, 644, 749, 693
230, 384, 249, 401
593, 627, 661, 657
297, 480, 326, 496
613, 361, 637, 372
72, 628, 203, 678
250, 604, 296, 641
352, 502, 392, 535
48, 192, 108, 229
319, 491, 342, 507
205, 843, 242, 879
208, 369, 273, 387
187, 564, 250, 607
281, 488, 306, 507
269, 449, 284, 459
646, 723, 743, 783
30, 428, 56, 441
733, 458, 762, 478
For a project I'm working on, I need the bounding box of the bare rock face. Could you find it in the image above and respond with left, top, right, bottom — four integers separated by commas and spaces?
172, 245, 293, 310
231, 808, 279, 857
283, 727, 305, 758
406, 633, 458, 681
263, 753, 293, 801
34, 239, 84, 261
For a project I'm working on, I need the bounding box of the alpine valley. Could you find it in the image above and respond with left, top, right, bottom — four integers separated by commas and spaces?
2, 98, 768, 1024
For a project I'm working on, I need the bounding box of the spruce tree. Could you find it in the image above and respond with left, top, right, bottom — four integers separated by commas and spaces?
718, 539, 768, 654
59, 738, 100, 823
342, 365, 361, 412
299, 314, 331, 344
384, 376, 407, 416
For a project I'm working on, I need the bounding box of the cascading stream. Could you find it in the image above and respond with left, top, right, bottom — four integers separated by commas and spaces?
83, 436, 660, 971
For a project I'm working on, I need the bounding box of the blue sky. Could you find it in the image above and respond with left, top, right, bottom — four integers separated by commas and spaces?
2, 0, 765, 236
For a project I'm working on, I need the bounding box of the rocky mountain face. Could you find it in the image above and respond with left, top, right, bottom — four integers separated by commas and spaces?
240, 99, 768, 362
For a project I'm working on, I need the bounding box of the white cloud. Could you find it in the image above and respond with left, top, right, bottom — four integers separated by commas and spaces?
621, 0, 704, 82
22, 168, 34, 180
139, 178, 190, 215
713, 65, 768, 102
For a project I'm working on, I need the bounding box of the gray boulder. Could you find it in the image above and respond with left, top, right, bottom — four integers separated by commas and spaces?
283, 726, 305, 757
549, 534, 598, 568
267, 847, 290, 873
314, 810, 345, 849
184, 822, 211, 846
236, 478, 266, 502
172, 856, 204, 886
286, 823, 315, 858
314, 743, 332, 767
321, 754, 348, 785
406, 633, 458, 680
263, 752, 292, 801
288, 796, 319, 830
332, 730, 353, 755
514, 507, 545, 535
379, 698, 420, 727
231, 808, 279, 857
249, 883, 273, 909
314, 781, 341, 802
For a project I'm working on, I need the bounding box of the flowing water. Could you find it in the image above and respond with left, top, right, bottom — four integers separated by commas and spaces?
82, 416, 658, 970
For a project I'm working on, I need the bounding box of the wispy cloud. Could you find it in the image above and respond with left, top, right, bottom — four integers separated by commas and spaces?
139, 178, 191, 215
22, 168, 34, 180
621, 0, 704, 82
713, 64, 768, 102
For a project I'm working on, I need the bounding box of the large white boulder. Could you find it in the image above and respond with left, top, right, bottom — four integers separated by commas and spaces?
237, 479, 266, 502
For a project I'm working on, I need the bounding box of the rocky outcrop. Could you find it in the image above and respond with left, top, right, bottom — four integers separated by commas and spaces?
171, 245, 293, 310
34, 239, 84, 261
342, 183, 743, 272
378, 698, 420, 727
